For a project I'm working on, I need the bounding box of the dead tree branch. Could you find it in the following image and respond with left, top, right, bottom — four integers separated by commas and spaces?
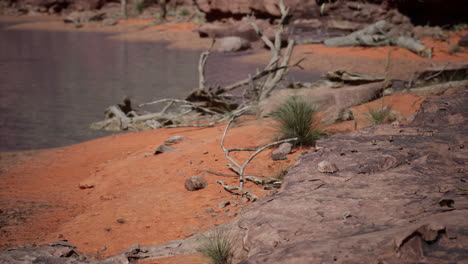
199, 39, 216, 90
93, 0, 298, 132
219, 110, 297, 197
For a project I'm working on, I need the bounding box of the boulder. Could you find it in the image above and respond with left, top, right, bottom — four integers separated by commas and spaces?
317, 160, 338, 173
198, 18, 269, 41
271, 142, 293, 161
458, 34, 468, 47
63, 11, 106, 24
226, 91, 468, 263
154, 145, 176, 155
102, 18, 118, 26
260, 81, 386, 125
184, 176, 208, 191
164, 136, 186, 145
217, 36, 251, 52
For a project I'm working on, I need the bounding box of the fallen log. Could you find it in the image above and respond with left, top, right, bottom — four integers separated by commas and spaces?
105, 105, 131, 130
384, 80, 468, 95
324, 20, 432, 58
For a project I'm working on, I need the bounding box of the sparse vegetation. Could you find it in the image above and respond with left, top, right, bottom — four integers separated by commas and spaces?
448, 44, 461, 54
192, 11, 206, 24
451, 23, 468, 31
271, 96, 325, 146
178, 8, 190, 17
274, 168, 289, 181
134, 0, 144, 15
367, 105, 395, 125
199, 229, 234, 264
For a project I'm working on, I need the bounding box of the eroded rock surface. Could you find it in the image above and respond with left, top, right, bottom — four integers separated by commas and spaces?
231, 91, 468, 263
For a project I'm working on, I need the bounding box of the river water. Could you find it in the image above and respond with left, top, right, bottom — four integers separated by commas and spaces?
0, 22, 317, 151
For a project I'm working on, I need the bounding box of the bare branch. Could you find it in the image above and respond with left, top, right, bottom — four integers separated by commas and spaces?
161, 101, 174, 114
216, 180, 240, 193
220, 109, 297, 194
139, 98, 219, 115
199, 39, 216, 90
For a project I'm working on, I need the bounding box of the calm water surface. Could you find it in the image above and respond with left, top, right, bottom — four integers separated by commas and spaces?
0, 23, 317, 151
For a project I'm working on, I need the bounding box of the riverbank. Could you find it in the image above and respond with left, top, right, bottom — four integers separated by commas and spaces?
3, 16, 467, 77
0, 14, 467, 263
0, 91, 427, 258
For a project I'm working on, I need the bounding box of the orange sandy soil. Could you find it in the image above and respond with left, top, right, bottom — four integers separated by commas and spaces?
0, 93, 424, 263
0, 117, 301, 259
243, 29, 468, 80
3, 15, 466, 70
0, 15, 465, 263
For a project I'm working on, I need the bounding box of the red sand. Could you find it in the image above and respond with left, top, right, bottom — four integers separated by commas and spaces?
0, 15, 465, 262
0, 118, 299, 258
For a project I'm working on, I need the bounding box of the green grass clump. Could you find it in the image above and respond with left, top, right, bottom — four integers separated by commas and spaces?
178, 8, 190, 16
199, 229, 233, 264
134, 0, 144, 15
448, 44, 461, 54
271, 96, 324, 146
367, 105, 395, 125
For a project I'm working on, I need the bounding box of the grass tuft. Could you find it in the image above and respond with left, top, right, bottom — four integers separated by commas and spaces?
271, 96, 325, 146
199, 229, 234, 264
367, 105, 395, 125
448, 44, 461, 54
134, 0, 144, 15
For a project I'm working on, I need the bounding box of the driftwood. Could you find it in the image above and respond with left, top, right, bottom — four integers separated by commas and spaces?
324, 20, 432, 58
105, 105, 131, 130
384, 80, 468, 96
92, 0, 298, 132
324, 70, 384, 86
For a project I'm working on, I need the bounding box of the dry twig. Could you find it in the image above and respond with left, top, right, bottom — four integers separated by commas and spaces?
217, 110, 297, 198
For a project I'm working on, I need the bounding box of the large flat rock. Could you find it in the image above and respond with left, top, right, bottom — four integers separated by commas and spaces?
232, 91, 468, 263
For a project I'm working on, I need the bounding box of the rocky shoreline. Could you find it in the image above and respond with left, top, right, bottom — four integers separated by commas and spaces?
1, 90, 466, 264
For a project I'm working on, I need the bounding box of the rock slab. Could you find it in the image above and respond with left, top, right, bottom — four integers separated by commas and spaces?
230, 91, 468, 263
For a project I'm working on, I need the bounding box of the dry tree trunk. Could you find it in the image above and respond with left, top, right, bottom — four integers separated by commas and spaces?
159, 0, 167, 21
121, 0, 127, 19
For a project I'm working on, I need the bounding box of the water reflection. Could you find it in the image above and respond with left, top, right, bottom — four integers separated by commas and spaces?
0, 26, 200, 150
0, 24, 318, 151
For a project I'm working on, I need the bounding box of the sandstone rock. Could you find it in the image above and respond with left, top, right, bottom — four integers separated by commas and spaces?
154, 145, 176, 155
184, 176, 208, 191
217, 201, 230, 208
197, 19, 269, 41
458, 34, 468, 47
223, 92, 468, 264
271, 142, 293, 161
102, 18, 118, 26
78, 181, 95, 189
260, 81, 386, 125
317, 160, 338, 173
337, 108, 354, 122
164, 136, 186, 145
63, 11, 105, 24
217, 36, 251, 52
